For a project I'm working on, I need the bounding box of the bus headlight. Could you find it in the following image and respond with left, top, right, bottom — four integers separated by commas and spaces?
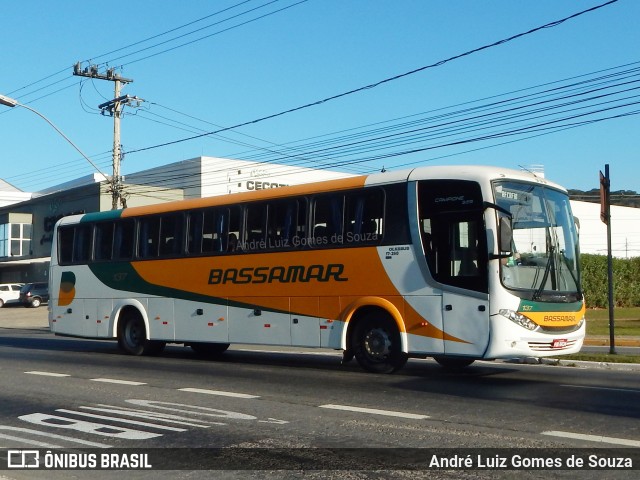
499, 309, 538, 331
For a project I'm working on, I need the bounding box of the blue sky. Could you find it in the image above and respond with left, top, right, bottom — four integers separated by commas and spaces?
1, 0, 639, 194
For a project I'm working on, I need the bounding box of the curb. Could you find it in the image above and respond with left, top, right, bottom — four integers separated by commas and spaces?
503, 356, 640, 371
583, 338, 640, 347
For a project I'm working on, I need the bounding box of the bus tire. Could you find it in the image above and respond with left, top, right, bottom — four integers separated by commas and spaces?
190, 342, 230, 357
351, 312, 407, 374
117, 310, 165, 356
433, 356, 475, 370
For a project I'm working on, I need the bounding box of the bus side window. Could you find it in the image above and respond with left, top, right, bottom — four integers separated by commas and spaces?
345, 189, 384, 244
138, 217, 160, 259
454, 221, 479, 277
421, 219, 436, 272
73, 225, 92, 264
418, 179, 487, 293
268, 199, 301, 249
113, 219, 134, 260
245, 203, 267, 250
159, 214, 183, 256
313, 195, 344, 245
94, 222, 115, 261
58, 226, 74, 264
187, 211, 204, 254
227, 206, 242, 252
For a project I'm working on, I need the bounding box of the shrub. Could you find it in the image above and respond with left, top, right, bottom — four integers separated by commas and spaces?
580, 254, 640, 308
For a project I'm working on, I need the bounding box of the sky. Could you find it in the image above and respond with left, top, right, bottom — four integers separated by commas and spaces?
1, 0, 639, 195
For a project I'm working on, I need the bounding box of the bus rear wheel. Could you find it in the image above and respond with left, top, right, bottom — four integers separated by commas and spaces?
352, 313, 407, 374
117, 310, 165, 356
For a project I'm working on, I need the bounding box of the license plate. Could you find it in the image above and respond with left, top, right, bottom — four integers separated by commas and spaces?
552, 339, 568, 348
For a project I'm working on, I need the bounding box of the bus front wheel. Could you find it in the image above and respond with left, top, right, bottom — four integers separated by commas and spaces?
117, 311, 165, 356
352, 313, 407, 374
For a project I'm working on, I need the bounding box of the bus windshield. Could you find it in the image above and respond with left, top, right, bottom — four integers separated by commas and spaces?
494, 181, 581, 302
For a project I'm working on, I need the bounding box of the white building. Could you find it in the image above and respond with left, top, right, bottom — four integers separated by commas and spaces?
571, 201, 640, 258
124, 156, 352, 199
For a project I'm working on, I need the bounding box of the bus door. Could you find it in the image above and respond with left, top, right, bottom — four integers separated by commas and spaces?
442, 290, 489, 356
418, 180, 490, 357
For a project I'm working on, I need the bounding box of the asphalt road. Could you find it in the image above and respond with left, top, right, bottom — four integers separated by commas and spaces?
0, 306, 639, 479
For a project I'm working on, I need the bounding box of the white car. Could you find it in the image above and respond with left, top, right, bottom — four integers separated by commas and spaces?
0, 283, 24, 307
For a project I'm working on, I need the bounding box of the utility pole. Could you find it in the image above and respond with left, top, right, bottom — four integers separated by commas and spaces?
599, 164, 615, 354
73, 63, 138, 209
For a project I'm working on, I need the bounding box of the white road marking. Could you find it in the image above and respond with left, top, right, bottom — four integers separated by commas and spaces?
90, 378, 146, 386
0, 426, 110, 448
561, 384, 640, 394
55, 409, 187, 432
83, 405, 217, 427
319, 404, 429, 420
0, 432, 61, 447
258, 418, 289, 424
542, 431, 640, 447
178, 388, 259, 399
25, 371, 70, 377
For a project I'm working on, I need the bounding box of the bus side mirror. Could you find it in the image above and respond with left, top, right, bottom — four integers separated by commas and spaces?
499, 217, 513, 254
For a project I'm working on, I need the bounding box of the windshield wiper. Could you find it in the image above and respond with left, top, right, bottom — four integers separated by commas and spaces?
532, 246, 554, 301
559, 252, 582, 298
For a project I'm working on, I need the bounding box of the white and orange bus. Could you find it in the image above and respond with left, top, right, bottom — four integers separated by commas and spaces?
48, 165, 585, 373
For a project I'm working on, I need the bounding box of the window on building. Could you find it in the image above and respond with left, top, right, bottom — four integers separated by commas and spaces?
0, 223, 32, 258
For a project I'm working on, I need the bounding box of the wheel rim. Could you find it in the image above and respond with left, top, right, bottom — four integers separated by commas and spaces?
124, 319, 144, 348
363, 327, 392, 361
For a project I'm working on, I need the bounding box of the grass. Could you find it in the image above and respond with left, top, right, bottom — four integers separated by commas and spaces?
556, 308, 640, 364
584, 307, 640, 336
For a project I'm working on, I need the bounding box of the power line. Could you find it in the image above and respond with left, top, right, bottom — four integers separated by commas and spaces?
9, 59, 639, 194
123, 0, 621, 156
108, 1, 307, 67
88, 0, 256, 63
4, 1, 306, 107
20, 60, 636, 192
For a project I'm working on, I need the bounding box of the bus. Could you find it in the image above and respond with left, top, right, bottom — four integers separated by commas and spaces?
48, 165, 585, 373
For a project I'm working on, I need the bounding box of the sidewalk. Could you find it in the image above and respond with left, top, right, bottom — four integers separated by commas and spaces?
0, 306, 49, 329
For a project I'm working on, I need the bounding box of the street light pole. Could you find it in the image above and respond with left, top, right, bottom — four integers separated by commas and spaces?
0, 93, 110, 186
